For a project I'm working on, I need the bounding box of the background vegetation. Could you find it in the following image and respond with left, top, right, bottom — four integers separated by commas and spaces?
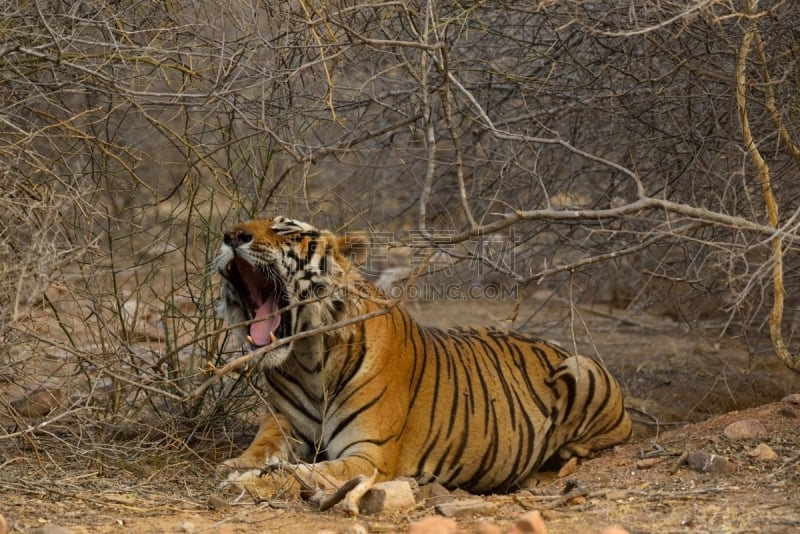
2, 0, 799, 472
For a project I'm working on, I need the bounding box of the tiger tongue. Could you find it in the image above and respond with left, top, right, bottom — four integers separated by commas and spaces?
250, 295, 281, 346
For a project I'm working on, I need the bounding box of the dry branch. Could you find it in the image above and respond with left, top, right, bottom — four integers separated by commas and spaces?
4, 0, 800, 488
735, 0, 799, 373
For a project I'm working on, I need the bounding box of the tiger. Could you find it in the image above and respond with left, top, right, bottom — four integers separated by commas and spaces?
214, 216, 631, 494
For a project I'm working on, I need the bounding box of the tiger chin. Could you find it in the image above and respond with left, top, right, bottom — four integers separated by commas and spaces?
214, 216, 632, 496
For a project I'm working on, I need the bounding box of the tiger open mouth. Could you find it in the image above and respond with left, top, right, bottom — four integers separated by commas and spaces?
221, 257, 291, 349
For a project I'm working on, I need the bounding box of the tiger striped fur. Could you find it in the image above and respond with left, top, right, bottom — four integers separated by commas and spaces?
214, 217, 631, 494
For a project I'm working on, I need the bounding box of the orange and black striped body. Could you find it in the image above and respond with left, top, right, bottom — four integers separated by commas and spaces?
215, 217, 631, 493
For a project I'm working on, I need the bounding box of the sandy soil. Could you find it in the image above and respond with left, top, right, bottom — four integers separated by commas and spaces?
2, 296, 799, 533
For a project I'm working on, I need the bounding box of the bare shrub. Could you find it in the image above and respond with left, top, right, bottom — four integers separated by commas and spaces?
1, 0, 799, 484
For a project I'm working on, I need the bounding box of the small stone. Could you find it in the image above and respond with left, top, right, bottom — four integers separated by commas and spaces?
746, 442, 779, 461
508, 510, 548, 534
782, 393, 800, 404
686, 451, 737, 474
342, 524, 368, 534
474, 522, 503, 534
557, 457, 579, 478
723, 419, 768, 440
180, 521, 196, 533
408, 516, 462, 534
434, 499, 496, 518
635, 457, 663, 469
600, 527, 631, 534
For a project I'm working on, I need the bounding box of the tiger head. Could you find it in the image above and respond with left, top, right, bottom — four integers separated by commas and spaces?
213, 216, 369, 367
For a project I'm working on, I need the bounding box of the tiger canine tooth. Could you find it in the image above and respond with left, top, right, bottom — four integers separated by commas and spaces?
269, 332, 277, 343
247, 335, 255, 345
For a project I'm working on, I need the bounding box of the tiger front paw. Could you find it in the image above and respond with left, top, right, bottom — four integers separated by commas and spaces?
222, 454, 269, 470
221, 468, 298, 500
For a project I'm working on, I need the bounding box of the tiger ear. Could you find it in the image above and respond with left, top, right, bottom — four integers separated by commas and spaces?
337, 232, 370, 268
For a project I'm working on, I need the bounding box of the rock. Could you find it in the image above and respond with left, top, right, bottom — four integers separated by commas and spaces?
557, 457, 579, 478
686, 451, 737, 474
180, 521, 196, 533
358, 480, 416, 515
600, 527, 631, 534
508, 510, 548, 534
434, 499, 496, 518
782, 393, 800, 404
10, 382, 65, 418
474, 522, 503, 534
746, 442, 779, 461
723, 419, 768, 440
408, 516, 463, 534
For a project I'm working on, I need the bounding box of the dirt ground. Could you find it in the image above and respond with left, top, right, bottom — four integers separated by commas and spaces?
2, 295, 800, 533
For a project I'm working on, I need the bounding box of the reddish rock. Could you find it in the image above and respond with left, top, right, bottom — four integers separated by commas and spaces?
408, 516, 462, 534
508, 510, 548, 534
474, 522, 502, 534
723, 419, 768, 440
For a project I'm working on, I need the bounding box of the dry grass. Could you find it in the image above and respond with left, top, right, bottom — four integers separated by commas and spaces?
1, 2, 800, 530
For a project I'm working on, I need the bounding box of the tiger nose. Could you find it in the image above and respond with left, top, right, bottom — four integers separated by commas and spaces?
223, 229, 253, 248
